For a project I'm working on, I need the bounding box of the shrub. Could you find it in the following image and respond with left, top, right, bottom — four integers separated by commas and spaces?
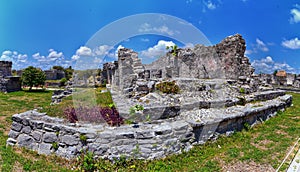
80, 134, 87, 145
52, 142, 59, 151
59, 77, 68, 86
64, 106, 124, 126
239, 87, 245, 94
77, 151, 96, 172
156, 81, 180, 94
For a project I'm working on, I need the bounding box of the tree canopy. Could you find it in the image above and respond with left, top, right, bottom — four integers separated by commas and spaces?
21, 66, 46, 91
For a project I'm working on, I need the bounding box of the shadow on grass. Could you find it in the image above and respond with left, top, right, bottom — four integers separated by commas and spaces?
22, 89, 51, 93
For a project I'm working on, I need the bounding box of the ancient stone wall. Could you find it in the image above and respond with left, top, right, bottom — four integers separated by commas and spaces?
6, 76, 21, 92
145, 34, 254, 80
0, 61, 12, 77
45, 69, 65, 80
0, 61, 21, 92
7, 93, 292, 160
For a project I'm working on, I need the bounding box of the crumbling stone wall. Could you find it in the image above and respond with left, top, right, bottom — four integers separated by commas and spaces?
103, 34, 254, 97
145, 34, 254, 79
7, 93, 292, 160
0, 61, 21, 92
0, 61, 12, 77
45, 69, 65, 80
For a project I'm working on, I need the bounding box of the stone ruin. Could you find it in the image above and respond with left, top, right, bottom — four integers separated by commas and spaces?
0, 61, 21, 93
102, 34, 265, 120
6, 34, 293, 160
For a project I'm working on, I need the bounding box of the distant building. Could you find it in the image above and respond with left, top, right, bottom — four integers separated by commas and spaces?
0, 61, 21, 92
44, 69, 65, 80
275, 70, 287, 86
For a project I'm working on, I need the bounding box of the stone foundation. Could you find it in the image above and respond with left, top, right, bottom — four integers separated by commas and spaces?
7, 93, 292, 160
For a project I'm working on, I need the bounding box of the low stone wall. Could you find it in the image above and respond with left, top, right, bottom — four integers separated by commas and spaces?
6, 94, 292, 160
7, 111, 194, 159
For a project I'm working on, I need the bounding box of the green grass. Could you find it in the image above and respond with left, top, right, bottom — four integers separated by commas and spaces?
0, 90, 72, 171
0, 90, 299, 171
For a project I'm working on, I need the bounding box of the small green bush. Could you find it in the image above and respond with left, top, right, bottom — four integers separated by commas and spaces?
52, 142, 59, 150
59, 77, 68, 86
156, 81, 180, 94
80, 134, 87, 144
239, 87, 245, 94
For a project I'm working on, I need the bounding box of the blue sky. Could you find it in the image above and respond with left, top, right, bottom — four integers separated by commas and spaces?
0, 0, 300, 73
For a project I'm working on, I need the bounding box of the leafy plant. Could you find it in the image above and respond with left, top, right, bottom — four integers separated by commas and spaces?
52, 142, 59, 151
129, 104, 144, 114
237, 96, 247, 106
77, 151, 96, 172
156, 81, 180, 94
166, 45, 178, 56
59, 77, 68, 86
80, 134, 87, 144
239, 87, 245, 94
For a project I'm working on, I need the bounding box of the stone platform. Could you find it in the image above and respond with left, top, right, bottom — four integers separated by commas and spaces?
6, 90, 292, 160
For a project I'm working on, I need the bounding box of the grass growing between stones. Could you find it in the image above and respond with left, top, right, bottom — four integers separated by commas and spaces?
0, 90, 299, 171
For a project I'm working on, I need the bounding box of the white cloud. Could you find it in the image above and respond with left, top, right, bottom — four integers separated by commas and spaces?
141, 40, 175, 59
206, 1, 216, 10
71, 55, 80, 60
246, 38, 269, 54
138, 23, 175, 36
94, 45, 113, 56
282, 37, 300, 49
76, 46, 92, 56
0, 50, 29, 69
255, 38, 269, 52
252, 56, 295, 74
202, 0, 218, 12
289, 4, 300, 24
47, 49, 63, 60
32, 53, 44, 60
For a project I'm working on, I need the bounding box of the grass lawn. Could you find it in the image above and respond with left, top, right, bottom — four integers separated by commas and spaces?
0, 90, 299, 171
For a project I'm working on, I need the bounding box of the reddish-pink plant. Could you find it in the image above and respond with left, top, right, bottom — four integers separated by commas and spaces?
63, 106, 124, 126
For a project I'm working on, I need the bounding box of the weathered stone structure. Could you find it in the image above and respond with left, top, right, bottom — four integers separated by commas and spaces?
6, 34, 294, 160
0, 61, 21, 92
6, 92, 292, 159
44, 69, 65, 80
103, 34, 254, 98
145, 34, 254, 79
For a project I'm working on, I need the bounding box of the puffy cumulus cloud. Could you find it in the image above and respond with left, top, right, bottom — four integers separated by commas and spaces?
138, 23, 175, 36
47, 49, 63, 61
0, 50, 29, 69
31, 49, 67, 69
76, 46, 92, 56
252, 56, 295, 74
290, 4, 300, 24
94, 45, 113, 56
72, 45, 113, 61
282, 37, 300, 49
141, 40, 175, 59
71, 55, 80, 60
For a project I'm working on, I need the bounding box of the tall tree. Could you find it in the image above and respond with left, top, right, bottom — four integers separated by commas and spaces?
21, 66, 46, 91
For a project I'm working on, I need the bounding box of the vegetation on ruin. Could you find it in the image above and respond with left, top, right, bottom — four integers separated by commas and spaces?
166, 44, 178, 56
155, 80, 180, 94
0, 90, 299, 171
